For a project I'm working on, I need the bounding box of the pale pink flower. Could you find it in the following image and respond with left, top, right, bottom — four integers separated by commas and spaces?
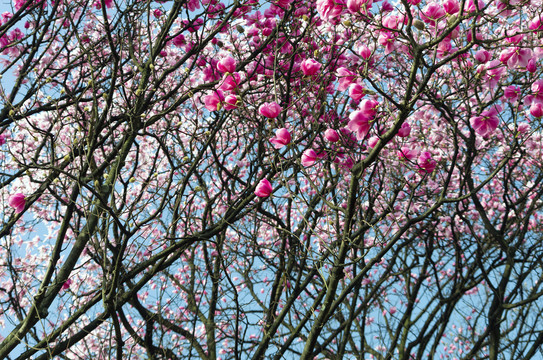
418, 151, 437, 173
336, 67, 356, 92
397, 122, 411, 137
270, 128, 292, 148
398, 147, 419, 161
259, 102, 282, 118
530, 103, 543, 118
348, 111, 371, 140
368, 136, 379, 148
254, 179, 273, 197
300, 59, 321, 76
470, 106, 500, 137
218, 72, 241, 91
301, 149, 318, 167
324, 129, 340, 142
8, 193, 25, 213
499, 48, 532, 68
217, 56, 237, 73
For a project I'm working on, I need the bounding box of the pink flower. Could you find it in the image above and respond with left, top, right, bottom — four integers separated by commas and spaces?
316, 0, 343, 22
218, 72, 241, 91
470, 106, 500, 137
300, 59, 321, 76
398, 147, 419, 161
336, 67, 356, 92
418, 151, 437, 173
62, 279, 72, 291
347, 0, 372, 14
359, 99, 379, 118
499, 48, 532, 68
324, 129, 340, 142
529, 16, 543, 31
348, 111, 371, 141
172, 34, 186, 47
203, 90, 225, 112
8, 193, 25, 213
254, 179, 273, 197
301, 149, 318, 167
0, 134, 6, 146
217, 56, 237, 73
259, 102, 282, 118
530, 103, 543, 118
474, 49, 491, 63
368, 136, 379, 148
397, 122, 411, 137
503, 86, 520, 102
420, 2, 446, 26
532, 80, 543, 104
527, 59, 537, 73
223, 95, 239, 110
443, 0, 459, 14
270, 128, 292, 148
348, 83, 365, 101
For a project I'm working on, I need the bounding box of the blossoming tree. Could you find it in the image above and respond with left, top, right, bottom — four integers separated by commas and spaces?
1, 0, 543, 358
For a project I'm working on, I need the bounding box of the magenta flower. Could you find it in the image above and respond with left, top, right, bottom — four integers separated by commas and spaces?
418, 151, 437, 173
254, 179, 273, 198
470, 106, 500, 137
530, 103, 543, 118
346, 0, 372, 14
527, 59, 537, 73
301, 149, 318, 167
474, 49, 491, 63
0, 134, 6, 146
8, 193, 26, 213
203, 90, 225, 112
348, 102, 378, 141
503, 86, 520, 102
218, 72, 241, 92
300, 59, 321, 76
336, 67, 356, 92
223, 95, 238, 110
217, 56, 236, 73
443, 0, 459, 14
270, 128, 292, 149
172, 34, 186, 47
62, 279, 72, 291
348, 83, 365, 101
397, 122, 411, 138
258, 102, 282, 118
499, 48, 532, 68
316, 0, 343, 22
532, 80, 543, 104
420, 2, 446, 26
529, 16, 543, 31
324, 129, 340, 142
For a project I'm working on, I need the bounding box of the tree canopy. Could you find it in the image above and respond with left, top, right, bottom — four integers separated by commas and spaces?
1, 0, 543, 358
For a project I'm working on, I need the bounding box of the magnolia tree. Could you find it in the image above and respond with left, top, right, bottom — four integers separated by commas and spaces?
1, 0, 543, 358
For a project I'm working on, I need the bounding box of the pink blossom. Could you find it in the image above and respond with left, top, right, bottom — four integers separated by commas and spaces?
532, 80, 543, 104
270, 128, 292, 148
254, 179, 273, 197
378, 31, 397, 54
465, 0, 485, 13
503, 86, 520, 103
203, 90, 225, 112
348, 83, 365, 101
336, 67, 356, 92
348, 111, 371, 140
359, 46, 372, 60
172, 34, 186, 47
223, 95, 238, 110
0, 134, 6, 146
474, 49, 491, 63
301, 59, 321, 76
316, 0, 343, 22
218, 72, 241, 91
529, 16, 543, 31
397, 122, 411, 137
368, 136, 379, 148
301, 149, 318, 167
398, 147, 419, 161
217, 56, 237, 73
259, 102, 282, 118
443, 0, 459, 14
8, 193, 25, 213
527, 59, 537, 73
499, 48, 532, 68
324, 129, 340, 142
418, 151, 437, 173
153, 9, 162, 17
359, 99, 379, 118
530, 103, 543, 118
346, 0, 372, 14
62, 279, 72, 291
470, 106, 500, 137
421, 2, 446, 26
